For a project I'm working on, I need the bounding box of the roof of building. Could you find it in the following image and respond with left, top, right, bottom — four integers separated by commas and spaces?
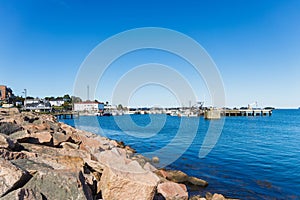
74, 101, 103, 104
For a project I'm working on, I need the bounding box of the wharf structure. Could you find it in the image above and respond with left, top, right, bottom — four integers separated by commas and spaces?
221, 109, 272, 117
204, 108, 272, 119
53, 112, 79, 119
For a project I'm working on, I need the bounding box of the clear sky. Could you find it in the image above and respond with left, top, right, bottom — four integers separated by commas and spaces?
0, 0, 299, 108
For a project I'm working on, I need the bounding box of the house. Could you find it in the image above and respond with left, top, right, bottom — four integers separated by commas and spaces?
24, 99, 40, 105
0, 85, 13, 102
74, 101, 104, 112
49, 100, 65, 107
25, 101, 51, 112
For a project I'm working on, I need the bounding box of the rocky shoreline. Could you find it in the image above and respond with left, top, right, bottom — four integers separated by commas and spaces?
0, 108, 234, 200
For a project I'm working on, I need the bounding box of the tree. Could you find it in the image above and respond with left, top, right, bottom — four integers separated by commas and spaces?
71, 96, 82, 103
62, 102, 72, 111
63, 94, 71, 102
117, 104, 123, 110
45, 96, 55, 101
14, 96, 25, 102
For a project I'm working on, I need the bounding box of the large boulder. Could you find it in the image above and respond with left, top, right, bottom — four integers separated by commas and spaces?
211, 193, 226, 200
0, 158, 31, 197
0, 149, 36, 160
0, 108, 20, 115
21, 143, 92, 161
157, 181, 188, 200
99, 150, 159, 200
11, 158, 54, 175
100, 163, 159, 200
0, 188, 43, 200
23, 170, 93, 200
60, 141, 79, 149
28, 131, 53, 144
187, 176, 208, 187
155, 169, 208, 187
8, 130, 52, 145
22, 123, 49, 133
35, 155, 84, 171
59, 123, 76, 135
0, 133, 17, 150
162, 170, 189, 183
0, 122, 23, 135
52, 132, 70, 146
94, 148, 131, 167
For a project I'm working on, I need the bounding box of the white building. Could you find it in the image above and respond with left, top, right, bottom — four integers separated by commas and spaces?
24, 99, 40, 105
74, 101, 103, 112
49, 100, 65, 107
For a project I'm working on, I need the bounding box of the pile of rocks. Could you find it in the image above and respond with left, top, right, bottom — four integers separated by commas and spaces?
0, 108, 231, 200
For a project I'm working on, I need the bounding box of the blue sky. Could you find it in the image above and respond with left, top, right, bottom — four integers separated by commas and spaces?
0, 0, 299, 108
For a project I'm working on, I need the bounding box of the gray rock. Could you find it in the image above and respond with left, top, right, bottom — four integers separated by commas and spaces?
11, 158, 54, 175
0, 149, 33, 160
187, 176, 208, 187
165, 170, 189, 183
0, 188, 43, 200
0, 122, 23, 135
23, 170, 93, 200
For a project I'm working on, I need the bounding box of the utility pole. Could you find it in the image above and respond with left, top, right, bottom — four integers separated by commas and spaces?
87, 85, 89, 101
23, 89, 27, 108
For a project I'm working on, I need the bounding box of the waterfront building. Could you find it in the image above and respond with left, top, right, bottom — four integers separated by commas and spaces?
0, 85, 13, 102
49, 100, 65, 107
74, 101, 104, 112
24, 99, 40, 106
25, 101, 52, 112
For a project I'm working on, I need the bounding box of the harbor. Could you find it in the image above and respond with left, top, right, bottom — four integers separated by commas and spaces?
57, 106, 273, 120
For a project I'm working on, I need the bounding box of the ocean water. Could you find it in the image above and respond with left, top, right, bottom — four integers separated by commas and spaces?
60, 109, 300, 199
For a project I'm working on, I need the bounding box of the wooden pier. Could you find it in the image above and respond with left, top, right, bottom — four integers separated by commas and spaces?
53, 112, 79, 119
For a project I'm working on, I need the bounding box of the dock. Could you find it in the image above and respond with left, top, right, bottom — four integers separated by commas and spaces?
222, 109, 272, 117
53, 112, 79, 119
204, 108, 272, 119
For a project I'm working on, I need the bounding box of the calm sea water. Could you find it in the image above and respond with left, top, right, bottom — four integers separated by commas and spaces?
60, 109, 300, 199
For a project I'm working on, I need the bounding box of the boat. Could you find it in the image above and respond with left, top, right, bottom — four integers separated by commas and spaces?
102, 112, 112, 116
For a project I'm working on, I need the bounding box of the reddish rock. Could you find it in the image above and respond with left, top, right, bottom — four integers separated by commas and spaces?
60, 141, 79, 149
0, 158, 31, 197
155, 169, 169, 179
0, 133, 17, 149
29, 131, 52, 144
144, 162, 157, 172
157, 181, 188, 200
85, 159, 105, 173
212, 193, 226, 200
59, 123, 76, 135
52, 132, 70, 146
100, 162, 160, 200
